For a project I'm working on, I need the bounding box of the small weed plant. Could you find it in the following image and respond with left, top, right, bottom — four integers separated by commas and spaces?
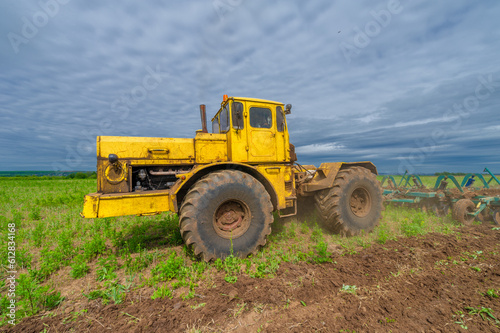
16, 274, 64, 318
453, 310, 468, 330
401, 212, 427, 237
313, 241, 332, 263
70, 257, 89, 279
96, 255, 119, 281
484, 289, 499, 298
465, 306, 499, 324
151, 285, 173, 300
340, 284, 357, 295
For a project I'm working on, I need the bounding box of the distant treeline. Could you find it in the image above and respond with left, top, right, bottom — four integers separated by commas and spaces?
0, 171, 97, 179
434, 172, 467, 176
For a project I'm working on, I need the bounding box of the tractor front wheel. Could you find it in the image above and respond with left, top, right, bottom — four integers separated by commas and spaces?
179, 170, 273, 261
314, 167, 383, 236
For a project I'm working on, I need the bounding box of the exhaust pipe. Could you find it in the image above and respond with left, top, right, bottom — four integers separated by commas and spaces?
200, 104, 208, 133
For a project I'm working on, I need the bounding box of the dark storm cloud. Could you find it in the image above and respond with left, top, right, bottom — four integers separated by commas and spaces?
0, 0, 499, 173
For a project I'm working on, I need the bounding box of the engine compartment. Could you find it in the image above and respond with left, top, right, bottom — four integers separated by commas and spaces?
131, 166, 192, 191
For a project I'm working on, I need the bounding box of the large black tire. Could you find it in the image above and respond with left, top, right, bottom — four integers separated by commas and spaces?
179, 170, 273, 261
452, 199, 475, 225
314, 167, 383, 236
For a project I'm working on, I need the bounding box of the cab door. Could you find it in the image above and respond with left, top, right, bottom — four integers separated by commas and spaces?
247, 103, 277, 162
227, 100, 248, 162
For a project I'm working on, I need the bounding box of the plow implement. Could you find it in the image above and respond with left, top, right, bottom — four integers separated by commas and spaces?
382, 168, 500, 225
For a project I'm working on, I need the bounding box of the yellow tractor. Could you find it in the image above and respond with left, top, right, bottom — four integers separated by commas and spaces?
82, 95, 383, 261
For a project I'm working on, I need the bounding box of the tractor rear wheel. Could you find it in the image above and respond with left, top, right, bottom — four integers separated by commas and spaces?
314, 167, 383, 236
179, 170, 273, 261
452, 199, 475, 225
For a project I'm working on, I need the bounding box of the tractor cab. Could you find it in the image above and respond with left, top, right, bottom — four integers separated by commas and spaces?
203, 95, 292, 164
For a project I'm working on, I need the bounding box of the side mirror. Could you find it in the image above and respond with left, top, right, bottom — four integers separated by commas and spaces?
285, 104, 292, 114
234, 102, 244, 129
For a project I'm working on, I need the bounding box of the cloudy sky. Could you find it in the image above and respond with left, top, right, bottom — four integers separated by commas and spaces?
1, 0, 499, 174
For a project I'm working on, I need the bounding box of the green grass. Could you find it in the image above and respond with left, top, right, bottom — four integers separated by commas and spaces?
70, 257, 89, 279
0, 175, 474, 326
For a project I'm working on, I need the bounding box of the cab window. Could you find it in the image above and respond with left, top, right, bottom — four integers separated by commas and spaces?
220, 105, 229, 132
276, 106, 285, 132
250, 107, 272, 129
212, 117, 219, 133
232, 102, 244, 129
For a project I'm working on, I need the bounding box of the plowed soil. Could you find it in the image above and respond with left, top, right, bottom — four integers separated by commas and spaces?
5, 225, 500, 333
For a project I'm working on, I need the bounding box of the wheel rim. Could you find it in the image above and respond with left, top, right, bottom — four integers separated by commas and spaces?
213, 200, 251, 239
350, 187, 372, 218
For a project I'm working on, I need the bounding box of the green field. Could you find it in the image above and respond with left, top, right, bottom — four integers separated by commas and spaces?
0, 171, 96, 178
0, 176, 494, 326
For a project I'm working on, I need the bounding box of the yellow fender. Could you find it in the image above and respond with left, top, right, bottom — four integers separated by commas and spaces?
300, 161, 377, 193
173, 162, 280, 212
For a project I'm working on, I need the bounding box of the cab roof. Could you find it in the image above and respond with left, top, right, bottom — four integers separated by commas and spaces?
212, 96, 285, 121
232, 97, 284, 106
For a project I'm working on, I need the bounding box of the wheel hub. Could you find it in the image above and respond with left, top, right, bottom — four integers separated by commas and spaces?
213, 200, 251, 239
350, 187, 372, 218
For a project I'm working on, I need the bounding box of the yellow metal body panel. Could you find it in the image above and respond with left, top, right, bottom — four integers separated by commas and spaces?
275, 127, 289, 163
299, 161, 378, 193
194, 132, 228, 163
317, 162, 343, 179
98, 136, 195, 162
255, 164, 294, 209
81, 190, 174, 218
227, 126, 247, 162
250, 129, 276, 159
